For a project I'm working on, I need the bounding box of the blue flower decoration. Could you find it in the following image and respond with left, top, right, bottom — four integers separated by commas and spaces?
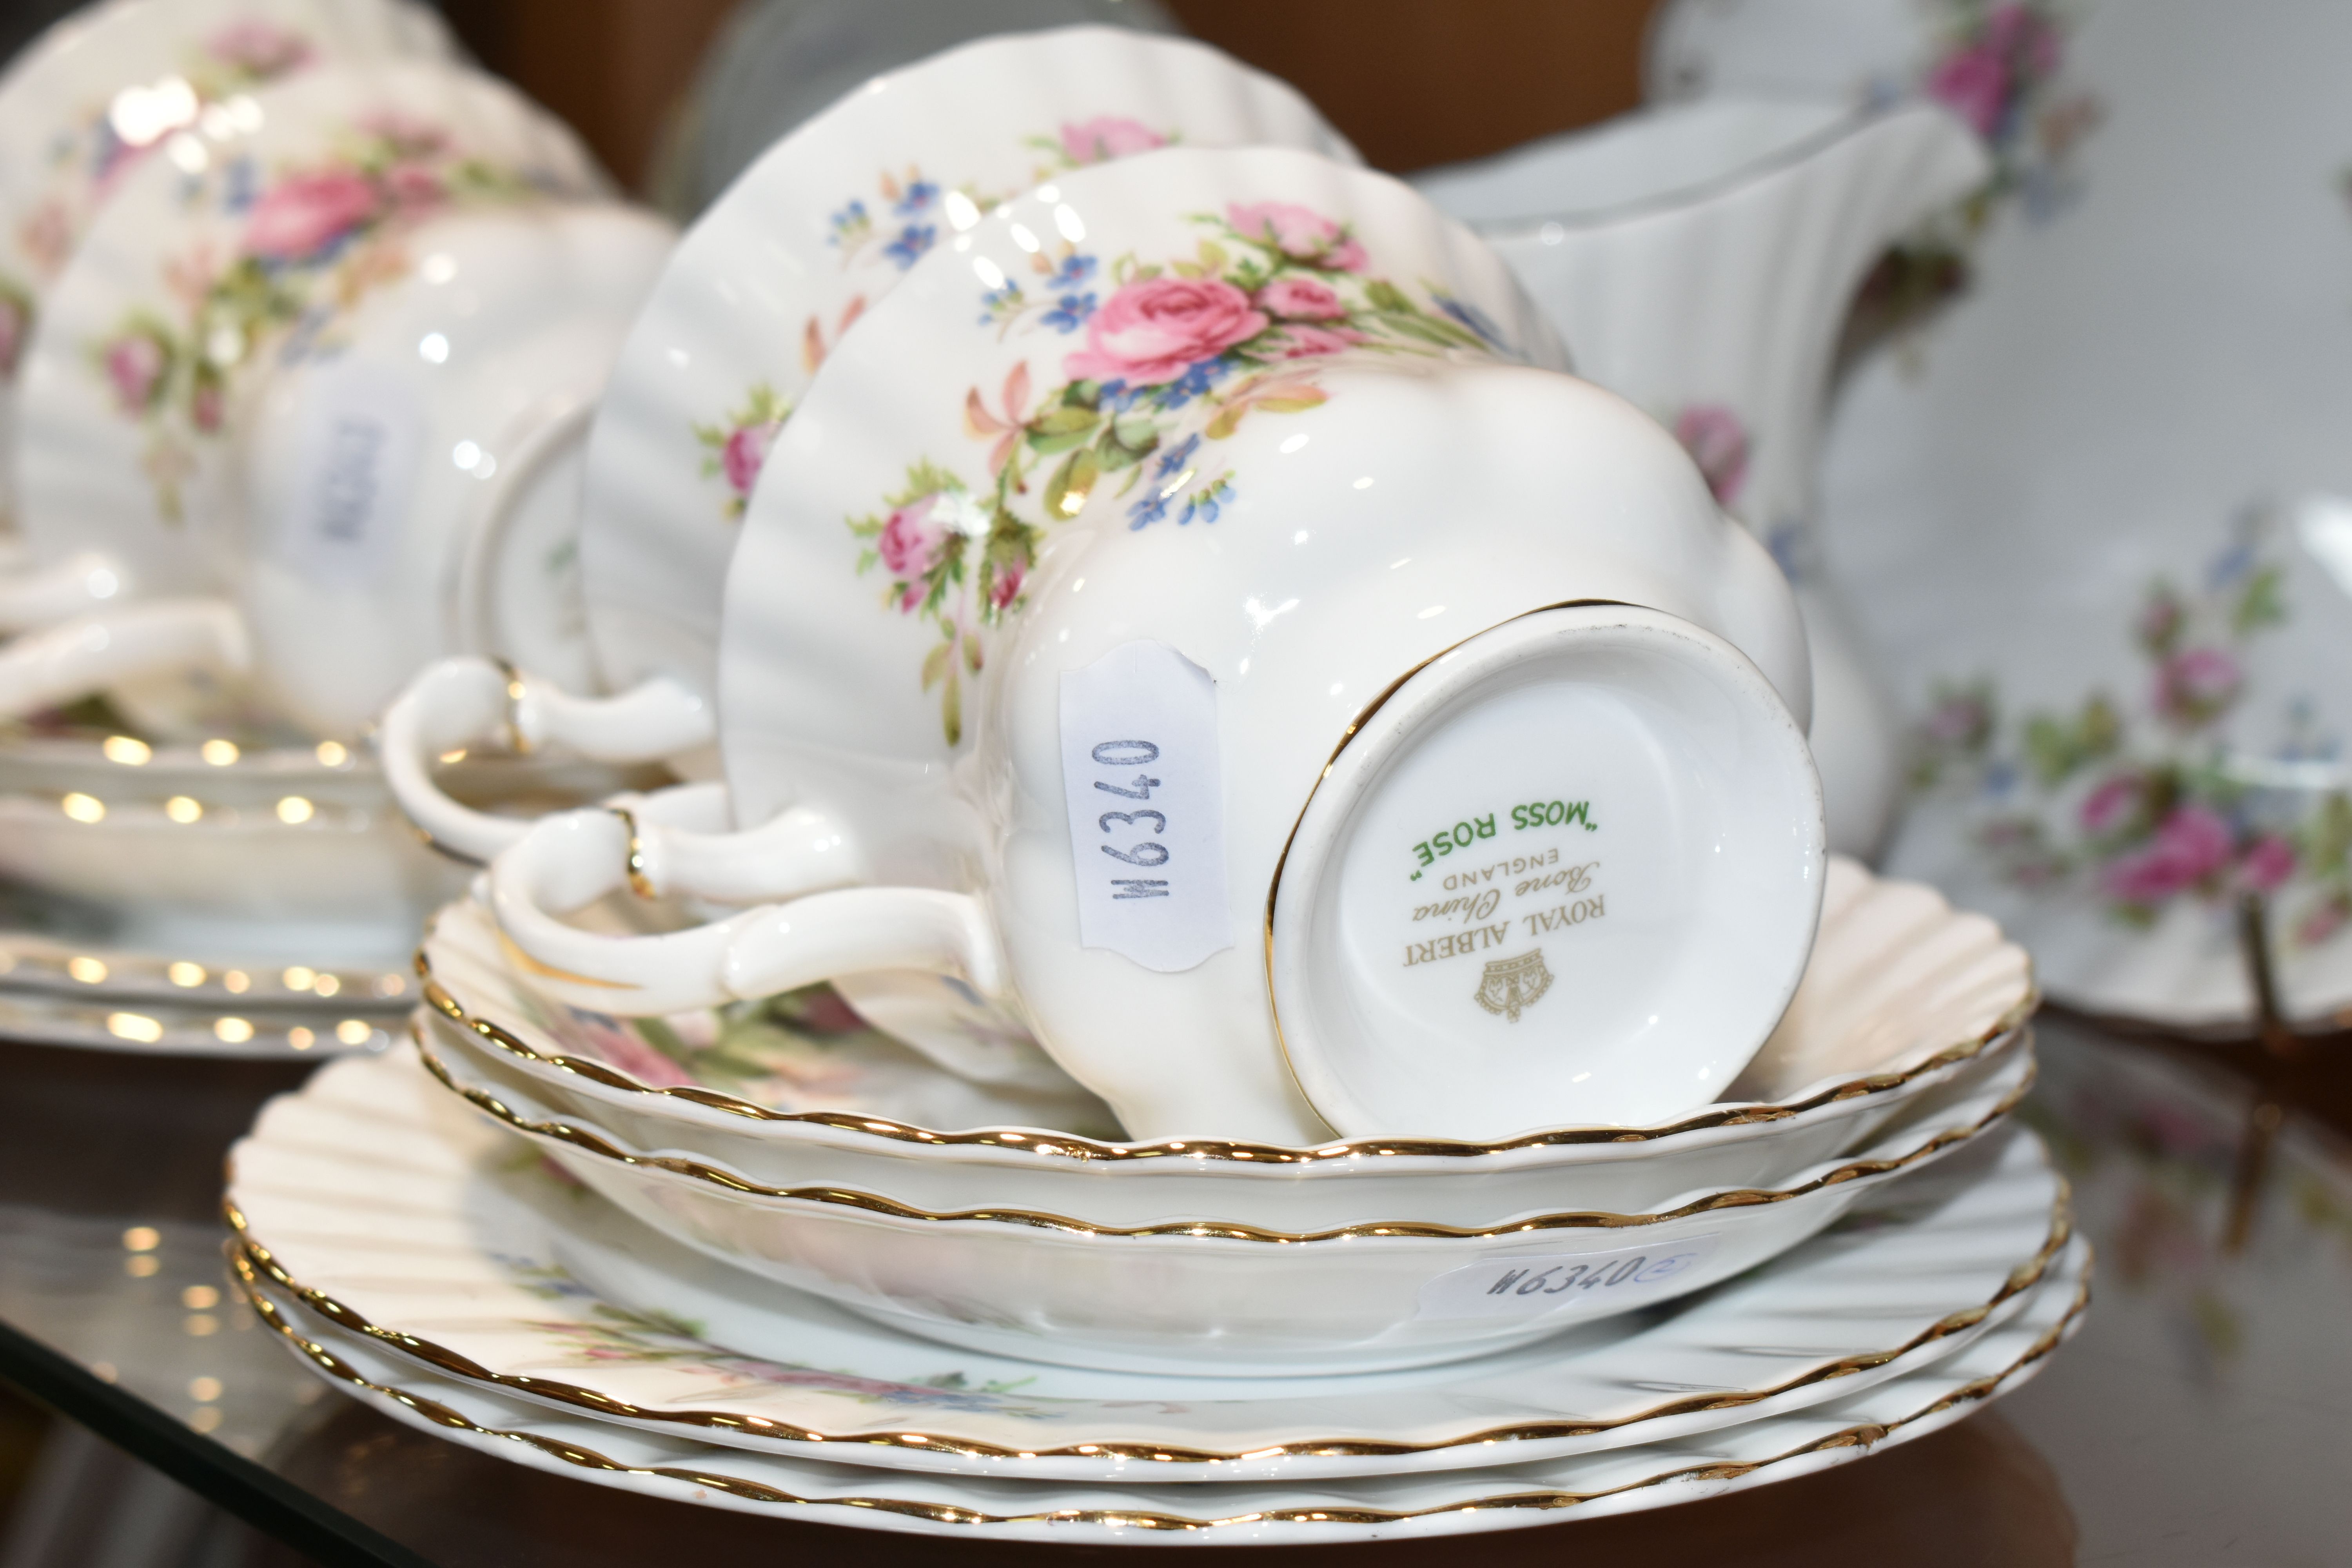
1432, 291, 1504, 348
1127, 488, 1172, 530
221, 156, 259, 214
884, 224, 937, 269
896, 179, 940, 214
1048, 254, 1098, 289
1039, 291, 1096, 333
1181, 476, 1233, 526
1153, 434, 1201, 480
826, 199, 868, 244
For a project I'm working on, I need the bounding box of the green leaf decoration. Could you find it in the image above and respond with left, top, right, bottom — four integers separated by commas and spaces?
1044, 446, 1101, 520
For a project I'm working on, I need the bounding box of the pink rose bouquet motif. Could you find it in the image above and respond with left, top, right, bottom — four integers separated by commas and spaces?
1053, 116, 1169, 166
854, 203, 1506, 743
1913, 517, 2352, 944
693, 383, 791, 519
0, 21, 325, 389
91, 115, 550, 521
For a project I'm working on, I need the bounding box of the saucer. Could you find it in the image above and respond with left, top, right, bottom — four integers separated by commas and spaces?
235, 1234, 2089, 1543
228, 1044, 2063, 1479
580, 25, 1356, 704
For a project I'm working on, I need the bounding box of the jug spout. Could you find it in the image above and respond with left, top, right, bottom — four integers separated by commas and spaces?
1417, 100, 1989, 861
1418, 98, 1987, 543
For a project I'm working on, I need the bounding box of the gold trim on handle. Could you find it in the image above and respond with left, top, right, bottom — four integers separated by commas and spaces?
228, 1243, 2091, 1518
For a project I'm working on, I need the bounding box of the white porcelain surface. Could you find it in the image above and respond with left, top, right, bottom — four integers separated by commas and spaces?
0, 0, 455, 527
426, 1024, 2025, 1374
232, 1043, 2059, 1465
1668, 0, 2352, 1026
0, 730, 652, 966
9, 60, 624, 736
497, 144, 1826, 1143
248, 1239, 2084, 1542
582, 25, 1357, 705
1267, 605, 1822, 1136
422, 854, 2036, 1230
1414, 98, 1988, 860
383, 25, 1359, 864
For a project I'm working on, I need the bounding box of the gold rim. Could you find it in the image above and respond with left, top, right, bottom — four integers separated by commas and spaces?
224, 1152, 2064, 1466
412, 1028, 2036, 1241
229, 1244, 2090, 1523
416, 938, 2038, 1165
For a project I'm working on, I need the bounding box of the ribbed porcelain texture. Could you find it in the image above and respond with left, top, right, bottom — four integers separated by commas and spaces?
230, 1046, 2063, 1467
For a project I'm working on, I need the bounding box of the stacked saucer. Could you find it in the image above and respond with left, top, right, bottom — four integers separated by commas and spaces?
225, 857, 2077, 1542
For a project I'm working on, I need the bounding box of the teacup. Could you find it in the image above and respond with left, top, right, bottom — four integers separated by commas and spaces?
1, 62, 664, 740
490, 147, 1821, 1142
380, 24, 1360, 861
0, 0, 457, 529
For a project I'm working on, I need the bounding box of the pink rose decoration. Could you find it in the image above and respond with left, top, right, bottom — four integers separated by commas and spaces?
878, 493, 950, 581
1985, 4, 2062, 79
1255, 277, 1346, 319
1926, 42, 2009, 138
2102, 804, 2232, 905
2078, 775, 2143, 835
2153, 646, 2241, 725
1065, 276, 1269, 386
1673, 405, 1750, 508
0, 298, 25, 377
103, 333, 165, 412
1058, 116, 1166, 166
207, 20, 314, 78
190, 381, 223, 433
720, 420, 778, 497
244, 169, 379, 261
2238, 834, 2296, 893
989, 559, 1025, 610
1225, 201, 1367, 271
1270, 323, 1366, 360
578, 1018, 699, 1088
383, 163, 446, 213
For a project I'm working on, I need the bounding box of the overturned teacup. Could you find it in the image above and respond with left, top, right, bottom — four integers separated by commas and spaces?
487, 145, 1823, 1144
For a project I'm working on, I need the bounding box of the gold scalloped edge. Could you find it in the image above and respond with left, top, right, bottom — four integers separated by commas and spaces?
415, 939, 2039, 1164
221, 1155, 2065, 1466
227, 1245, 2091, 1526
412, 1029, 2036, 1240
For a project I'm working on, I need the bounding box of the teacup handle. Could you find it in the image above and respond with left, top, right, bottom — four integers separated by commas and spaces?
378, 657, 716, 862
0, 552, 132, 635
488, 802, 997, 1017
0, 598, 249, 718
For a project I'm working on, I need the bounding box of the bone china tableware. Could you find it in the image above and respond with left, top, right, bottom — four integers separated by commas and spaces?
425, 852, 2034, 1234
380, 24, 1359, 861
1412, 97, 1987, 860
4, 62, 663, 740
0, 0, 455, 530
1665, 0, 2352, 1027
488, 143, 1825, 1145
416, 1016, 2027, 1374
242, 1226, 2086, 1543
232, 1038, 2053, 1411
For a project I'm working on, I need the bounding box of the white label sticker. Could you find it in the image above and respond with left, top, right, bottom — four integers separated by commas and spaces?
1417, 1234, 1720, 1320
275, 358, 424, 588
1058, 641, 1232, 972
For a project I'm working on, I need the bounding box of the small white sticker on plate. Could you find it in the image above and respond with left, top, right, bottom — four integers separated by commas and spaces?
1417, 1234, 1720, 1320
274, 359, 424, 589
1058, 641, 1232, 972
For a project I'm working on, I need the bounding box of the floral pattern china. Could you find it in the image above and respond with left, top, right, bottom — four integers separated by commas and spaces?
1694, 0, 2352, 1024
